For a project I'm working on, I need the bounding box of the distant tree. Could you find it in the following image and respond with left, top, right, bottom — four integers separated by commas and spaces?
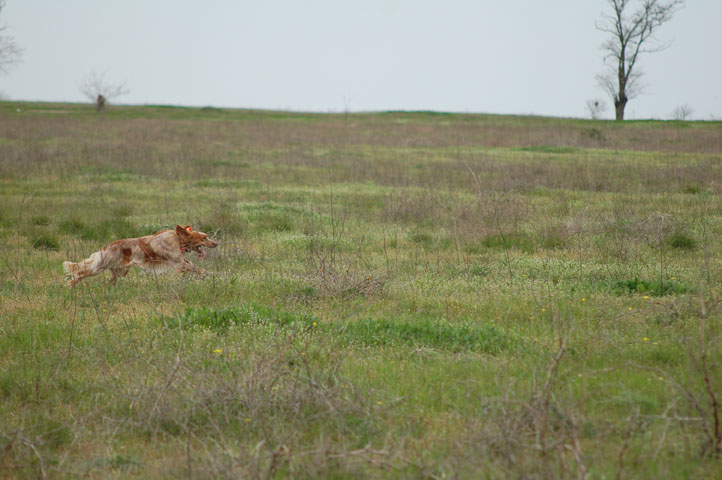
0, 0, 22, 75
671, 104, 693, 120
596, 0, 684, 121
585, 98, 608, 120
79, 71, 129, 112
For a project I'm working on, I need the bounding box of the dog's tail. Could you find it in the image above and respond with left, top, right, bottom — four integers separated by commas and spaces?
63, 251, 103, 285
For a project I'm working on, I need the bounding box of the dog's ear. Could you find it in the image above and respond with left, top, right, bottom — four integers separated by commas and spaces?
175, 225, 191, 237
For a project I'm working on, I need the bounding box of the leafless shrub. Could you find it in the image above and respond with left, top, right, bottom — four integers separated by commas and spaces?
114, 333, 398, 478
304, 229, 387, 300
631, 294, 722, 458
308, 261, 388, 300
0, 431, 48, 479
459, 335, 589, 479
381, 190, 444, 225
672, 104, 694, 121
295, 195, 390, 301
586, 98, 608, 120
637, 212, 675, 242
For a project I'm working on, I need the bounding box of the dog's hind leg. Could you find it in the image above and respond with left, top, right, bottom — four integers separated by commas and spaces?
65, 250, 112, 287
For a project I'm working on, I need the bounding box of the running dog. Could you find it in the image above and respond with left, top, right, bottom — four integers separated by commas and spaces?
63, 225, 217, 286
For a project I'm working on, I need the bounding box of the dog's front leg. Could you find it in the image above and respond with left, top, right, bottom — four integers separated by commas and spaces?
177, 260, 212, 277
109, 267, 131, 285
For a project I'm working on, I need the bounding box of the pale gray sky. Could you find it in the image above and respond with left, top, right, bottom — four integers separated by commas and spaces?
1, 1, 720, 119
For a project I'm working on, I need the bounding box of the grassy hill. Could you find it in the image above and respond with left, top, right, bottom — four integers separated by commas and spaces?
1, 102, 721, 478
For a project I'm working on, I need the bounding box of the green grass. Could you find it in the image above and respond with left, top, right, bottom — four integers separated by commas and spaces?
517, 145, 579, 154
164, 304, 511, 354
1, 102, 721, 478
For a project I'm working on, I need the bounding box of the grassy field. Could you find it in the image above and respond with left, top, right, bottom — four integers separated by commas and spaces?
1, 102, 721, 478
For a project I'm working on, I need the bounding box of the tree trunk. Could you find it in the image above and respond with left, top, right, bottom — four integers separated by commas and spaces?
614, 83, 627, 120
615, 67, 627, 121
614, 99, 626, 121
96, 95, 106, 113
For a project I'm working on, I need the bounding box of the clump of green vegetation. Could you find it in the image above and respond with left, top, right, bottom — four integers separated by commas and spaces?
58, 218, 85, 235
162, 303, 318, 332
580, 127, 606, 142
112, 204, 133, 218
59, 217, 141, 241
340, 317, 511, 354
409, 230, 432, 244
31, 234, 59, 250
682, 184, 701, 195
98, 455, 140, 473
294, 285, 319, 302
480, 231, 536, 253
241, 203, 299, 233
610, 277, 694, 296
409, 230, 434, 248
194, 178, 260, 188
198, 202, 246, 235
539, 224, 568, 250
668, 231, 696, 250
30, 215, 50, 226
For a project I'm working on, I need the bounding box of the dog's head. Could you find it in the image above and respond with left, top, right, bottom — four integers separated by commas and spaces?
176, 225, 218, 258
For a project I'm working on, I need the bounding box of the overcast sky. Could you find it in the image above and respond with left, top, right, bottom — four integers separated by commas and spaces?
1, 1, 720, 119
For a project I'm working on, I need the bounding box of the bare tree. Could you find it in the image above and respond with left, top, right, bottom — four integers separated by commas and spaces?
0, 0, 22, 75
671, 104, 693, 120
585, 98, 608, 120
596, 0, 684, 121
79, 71, 129, 112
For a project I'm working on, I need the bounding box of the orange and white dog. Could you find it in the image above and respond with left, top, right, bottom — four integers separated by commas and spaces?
63, 225, 218, 287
